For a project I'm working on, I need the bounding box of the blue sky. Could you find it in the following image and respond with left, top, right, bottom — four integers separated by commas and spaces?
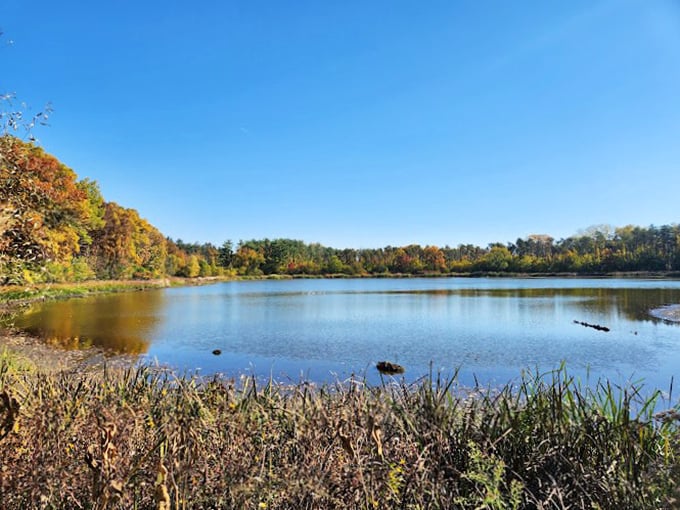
3, 0, 680, 248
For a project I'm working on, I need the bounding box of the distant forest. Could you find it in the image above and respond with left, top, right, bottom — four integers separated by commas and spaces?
2, 136, 679, 285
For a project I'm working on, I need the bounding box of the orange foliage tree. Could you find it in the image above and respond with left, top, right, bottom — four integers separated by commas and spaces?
0, 136, 104, 282
89, 202, 167, 279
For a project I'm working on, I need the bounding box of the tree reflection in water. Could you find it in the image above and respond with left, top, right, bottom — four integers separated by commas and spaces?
15, 290, 165, 354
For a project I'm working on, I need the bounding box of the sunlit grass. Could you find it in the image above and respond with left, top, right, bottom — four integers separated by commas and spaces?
0, 364, 678, 509
0, 280, 172, 303
0, 349, 35, 375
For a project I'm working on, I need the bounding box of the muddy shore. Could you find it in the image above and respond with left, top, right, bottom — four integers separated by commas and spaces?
0, 329, 139, 373
649, 304, 680, 323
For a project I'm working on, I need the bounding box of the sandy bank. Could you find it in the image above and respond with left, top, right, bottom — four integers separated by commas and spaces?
649, 304, 680, 323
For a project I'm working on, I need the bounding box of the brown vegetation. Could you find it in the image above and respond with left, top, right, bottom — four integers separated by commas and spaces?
0, 363, 678, 509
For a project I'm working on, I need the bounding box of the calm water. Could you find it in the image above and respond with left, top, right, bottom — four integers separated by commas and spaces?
15, 278, 680, 388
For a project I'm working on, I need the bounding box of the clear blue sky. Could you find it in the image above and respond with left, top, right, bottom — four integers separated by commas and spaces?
3, 0, 680, 248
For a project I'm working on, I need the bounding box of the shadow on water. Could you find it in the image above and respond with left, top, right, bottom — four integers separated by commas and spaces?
13, 290, 166, 354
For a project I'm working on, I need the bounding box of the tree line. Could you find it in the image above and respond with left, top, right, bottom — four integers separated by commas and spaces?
198, 227, 680, 277
1, 136, 679, 284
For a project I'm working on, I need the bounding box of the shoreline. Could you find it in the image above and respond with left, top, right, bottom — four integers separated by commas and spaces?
649, 304, 680, 323
2, 274, 679, 374
0, 329, 140, 373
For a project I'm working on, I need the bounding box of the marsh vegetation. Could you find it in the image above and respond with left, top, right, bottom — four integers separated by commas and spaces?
1, 361, 678, 509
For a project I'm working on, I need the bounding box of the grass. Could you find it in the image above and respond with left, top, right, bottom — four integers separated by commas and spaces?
0, 348, 35, 375
0, 364, 679, 509
0, 279, 173, 304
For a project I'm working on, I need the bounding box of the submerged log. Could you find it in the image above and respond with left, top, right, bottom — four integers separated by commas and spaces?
573, 320, 610, 332
376, 361, 405, 375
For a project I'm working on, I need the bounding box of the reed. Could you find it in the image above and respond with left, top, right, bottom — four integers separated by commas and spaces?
0, 363, 678, 509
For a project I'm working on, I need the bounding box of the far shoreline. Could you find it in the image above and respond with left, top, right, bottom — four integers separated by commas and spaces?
2, 270, 680, 309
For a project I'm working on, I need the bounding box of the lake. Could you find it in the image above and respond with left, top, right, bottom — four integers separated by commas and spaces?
14, 278, 680, 389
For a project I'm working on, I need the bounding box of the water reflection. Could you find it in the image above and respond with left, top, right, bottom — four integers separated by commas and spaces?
375, 287, 680, 325
15, 290, 165, 353
13, 279, 680, 388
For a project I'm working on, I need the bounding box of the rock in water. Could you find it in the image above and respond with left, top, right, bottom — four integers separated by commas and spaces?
376, 361, 405, 375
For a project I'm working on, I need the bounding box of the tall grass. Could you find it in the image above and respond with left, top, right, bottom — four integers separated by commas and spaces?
0, 364, 678, 509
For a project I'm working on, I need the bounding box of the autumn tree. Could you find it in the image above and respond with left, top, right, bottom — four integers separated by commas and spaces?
476, 244, 513, 272
89, 202, 167, 279
0, 137, 105, 282
233, 245, 265, 275
422, 245, 447, 272
184, 255, 201, 278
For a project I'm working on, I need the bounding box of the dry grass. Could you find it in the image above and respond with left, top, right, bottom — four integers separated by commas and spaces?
1, 363, 679, 509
